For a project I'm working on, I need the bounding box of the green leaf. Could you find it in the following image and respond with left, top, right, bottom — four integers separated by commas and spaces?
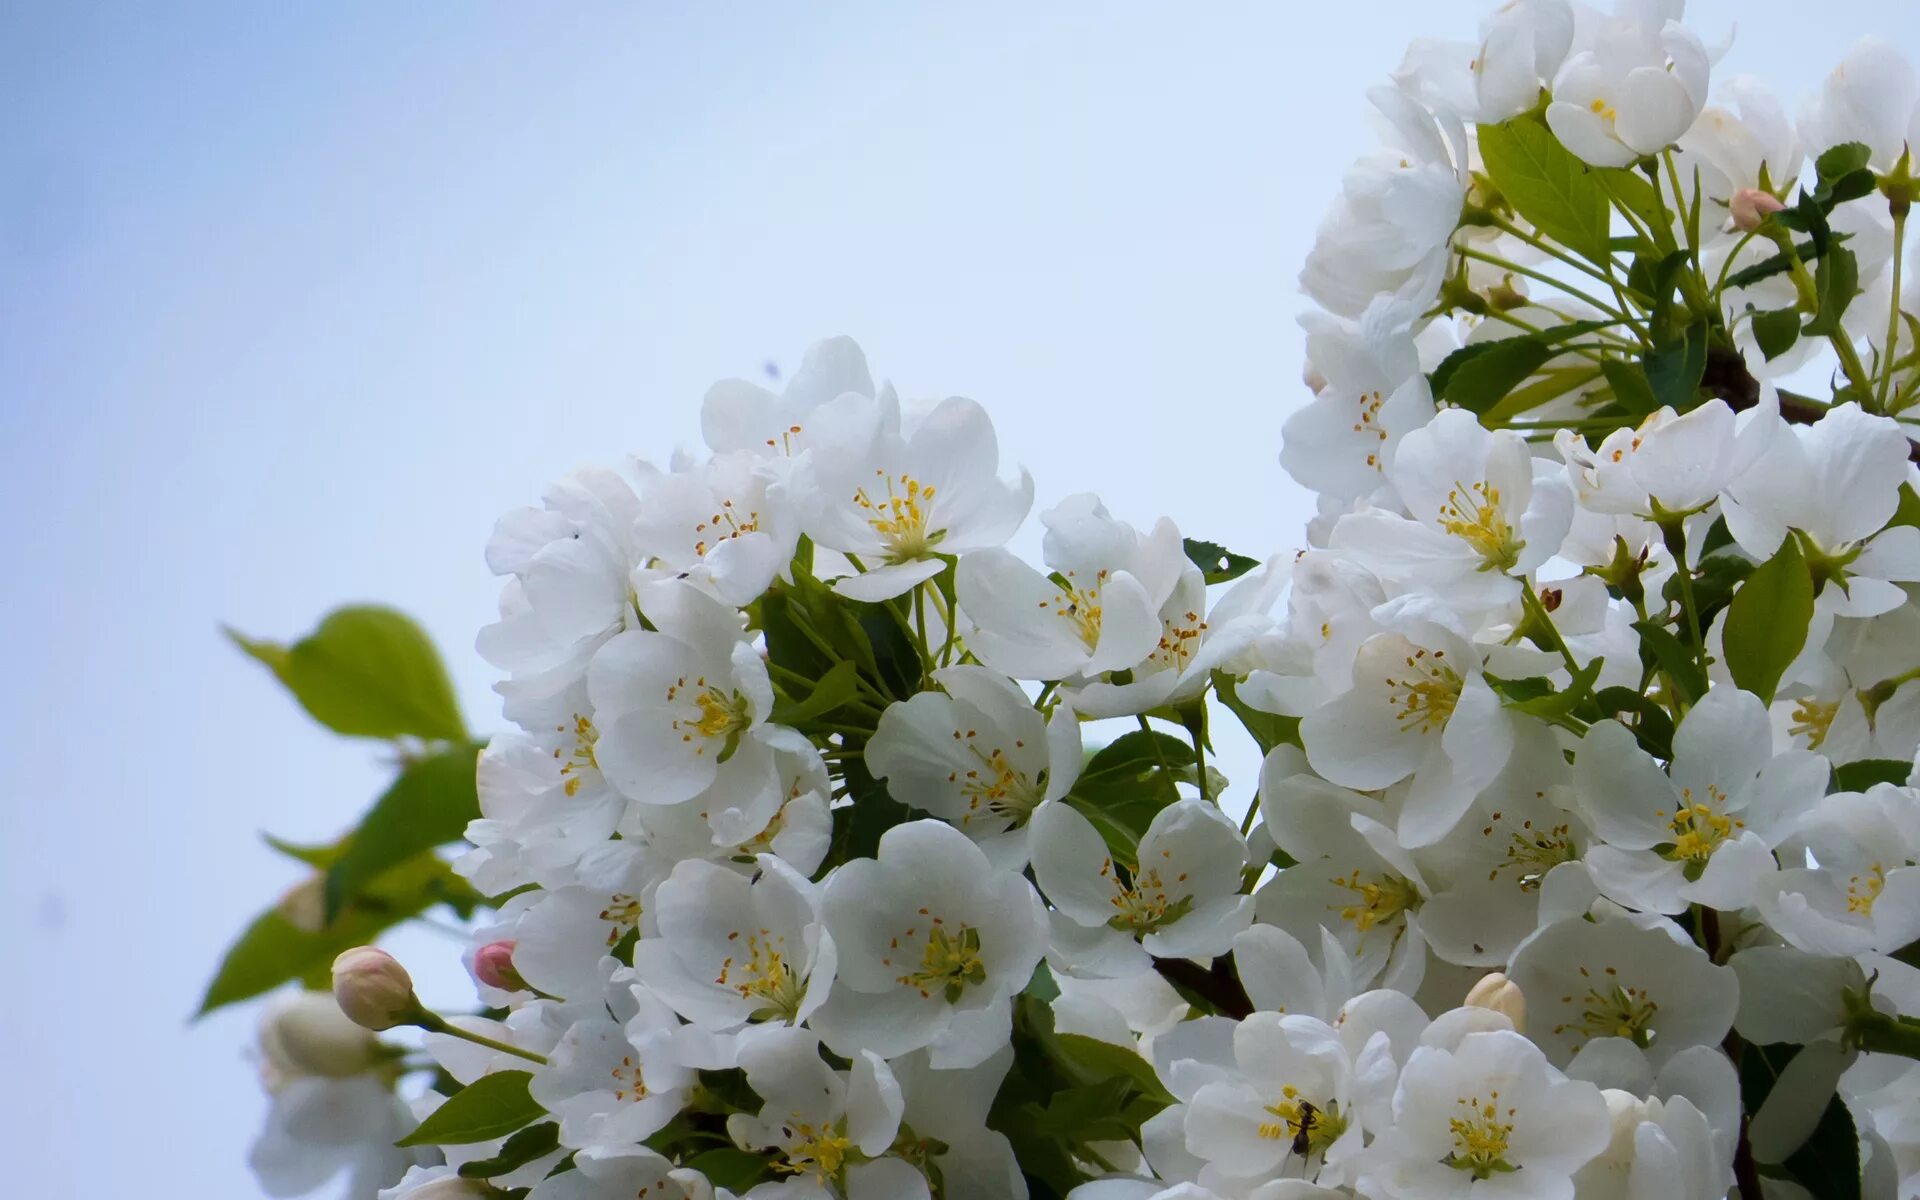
1783, 1088, 1862, 1200
324, 746, 482, 920
1437, 337, 1554, 414
1482, 365, 1604, 423
1890, 483, 1920, 530
683, 1149, 772, 1192
1751, 306, 1801, 361
197, 854, 480, 1016
1632, 619, 1707, 707
1050, 1033, 1175, 1106
1723, 537, 1814, 705
262, 833, 343, 868
228, 606, 466, 742
1497, 657, 1603, 723
1592, 686, 1676, 759
1213, 672, 1299, 755
1478, 115, 1612, 264
1642, 321, 1708, 411
1063, 730, 1195, 860
1804, 245, 1860, 337
769, 659, 861, 727
398, 1071, 543, 1147
1834, 759, 1913, 791
456, 1121, 560, 1179
1600, 358, 1660, 418
828, 755, 912, 865
1595, 167, 1665, 244
1724, 233, 1850, 290
1183, 538, 1258, 585
1816, 142, 1873, 182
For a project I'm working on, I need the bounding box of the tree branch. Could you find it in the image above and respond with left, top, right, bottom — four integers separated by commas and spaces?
1705, 344, 1920, 464
1152, 955, 1253, 1018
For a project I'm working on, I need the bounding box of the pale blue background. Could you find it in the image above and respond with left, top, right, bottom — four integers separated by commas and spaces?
0, 3, 1905, 1195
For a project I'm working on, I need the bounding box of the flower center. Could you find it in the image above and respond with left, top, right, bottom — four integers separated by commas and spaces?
1847, 864, 1887, 915
1789, 698, 1839, 749
854, 471, 941, 562
1330, 869, 1421, 934
1482, 811, 1577, 891
610, 1053, 648, 1102
1257, 1087, 1348, 1159
667, 674, 753, 757
1555, 968, 1659, 1048
763, 423, 805, 456
1148, 609, 1207, 673
1437, 479, 1523, 572
1384, 648, 1461, 734
1354, 388, 1390, 473
599, 893, 642, 946
948, 736, 1046, 826
552, 713, 599, 796
692, 498, 762, 558
1445, 1091, 1518, 1179
776, 1120, 854, 1183
1656, 785, 1743, 873
1041, 569, 1108, 651
1100, 855, 1196, 934
889, 919, 987, 1002
717, 929, 806, 1022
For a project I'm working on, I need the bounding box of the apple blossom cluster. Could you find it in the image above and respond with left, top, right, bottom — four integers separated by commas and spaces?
207, 3, 1920, 1199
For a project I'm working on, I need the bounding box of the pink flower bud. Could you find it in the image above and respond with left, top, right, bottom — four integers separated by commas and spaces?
1465, 971, 1527, 1031
472, 940, 526, 992
1731, 188, 1786, 232
331, 946, 418, 1031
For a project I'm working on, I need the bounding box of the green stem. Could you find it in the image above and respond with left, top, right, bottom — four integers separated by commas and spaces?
1881, 206, 1907, 411
1519, 578, 1583, 678
1458, 245, 1636, 330
1848, 1010, 1920, 1061
414, 1011, 549, 1065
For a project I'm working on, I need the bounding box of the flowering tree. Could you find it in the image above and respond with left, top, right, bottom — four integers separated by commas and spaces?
204, 3, 1920, 1198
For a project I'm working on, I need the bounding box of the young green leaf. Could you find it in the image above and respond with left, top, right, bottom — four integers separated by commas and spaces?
1477, 116, 1612, 264
1803, 244, 1860, 337
1750, 306, 1801, 361
1183, 538, 1259, 585
1600, 358, 1660, 418
1642, 321, 1708, 411
196, 854, 479, 1016
398, 1071, 544, 1147
1723, 536, 1814, 705
456, 1121, 560, 1179
769, 659, 862, 727
323, 745, 483, 920
227, 606, 467, 742
1832, 759, 1913, 791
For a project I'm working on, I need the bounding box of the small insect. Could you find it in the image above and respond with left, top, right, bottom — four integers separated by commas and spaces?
1291, 1101, 1319, 1157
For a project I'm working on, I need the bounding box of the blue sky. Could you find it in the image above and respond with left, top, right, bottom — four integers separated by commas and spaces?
1, 3, 1907, 1195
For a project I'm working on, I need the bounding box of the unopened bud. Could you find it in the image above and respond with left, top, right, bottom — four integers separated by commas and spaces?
331, 946, 419, 1031
258, 991, 379, 1087
472, 940, 526, 992
276, 875, 327, 934
1731, 188, 1786, 232
1465, 972, 1527, 1031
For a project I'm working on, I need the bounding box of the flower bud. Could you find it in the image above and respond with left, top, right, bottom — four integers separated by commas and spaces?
258, 991, 379, 1088
1731, 187, 1786, 232
331, 946, 419, 1031
1465, 971, 1527, 1031
472, 940, 527, 992
275, 874, 327, 934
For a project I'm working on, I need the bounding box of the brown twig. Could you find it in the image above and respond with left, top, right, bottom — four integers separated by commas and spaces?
1152, 955, 1253, 1018
1705, 344, 1920, 464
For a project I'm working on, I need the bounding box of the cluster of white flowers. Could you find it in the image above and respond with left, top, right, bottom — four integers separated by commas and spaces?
229, 3, 1920, 1199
